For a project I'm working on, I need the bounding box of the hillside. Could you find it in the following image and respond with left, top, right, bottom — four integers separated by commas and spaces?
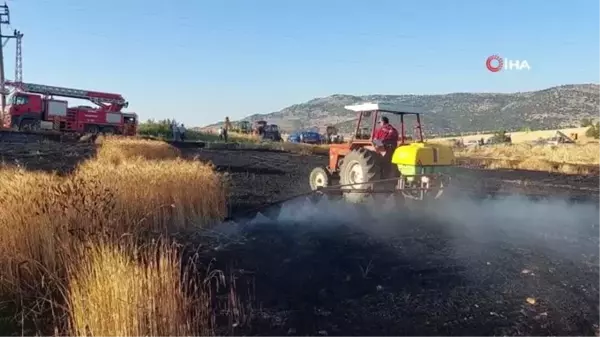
202, 84, 599, 135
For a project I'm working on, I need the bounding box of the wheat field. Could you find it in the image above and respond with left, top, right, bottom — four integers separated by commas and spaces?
429, 127, 593, 144
0, 136, 227, 336
453, 142, 599, 174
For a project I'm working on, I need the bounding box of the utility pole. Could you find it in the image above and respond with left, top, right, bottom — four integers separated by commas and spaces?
14, 29, 22, 83
0, 3, 10, 113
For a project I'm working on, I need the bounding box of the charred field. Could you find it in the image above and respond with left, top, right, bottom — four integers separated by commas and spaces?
0, 138, 598, 336
183, 147, 599, 336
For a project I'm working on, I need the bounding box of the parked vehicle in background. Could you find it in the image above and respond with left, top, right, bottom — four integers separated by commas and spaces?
261, 124, 282, 141
232, 120, 251, 134
287, 130, 322, 144
324, 125, 344, 144
1, 81, 138, 136
253, 120, 267, 135
328, 133, 344, 143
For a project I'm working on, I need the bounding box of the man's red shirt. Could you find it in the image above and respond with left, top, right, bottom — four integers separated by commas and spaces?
374, 123, 399, 142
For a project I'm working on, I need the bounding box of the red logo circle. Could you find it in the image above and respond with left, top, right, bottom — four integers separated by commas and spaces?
486, 55, 503, 72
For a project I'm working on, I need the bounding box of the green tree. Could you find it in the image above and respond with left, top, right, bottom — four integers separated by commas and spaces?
137, 119, 213, 141
488, 130, 512, 144
585, 122, 600, 139
137, 119, 174, 139
581, 118, 593, 127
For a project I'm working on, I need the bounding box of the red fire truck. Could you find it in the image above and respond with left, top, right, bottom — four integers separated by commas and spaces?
1, 81, 138, 135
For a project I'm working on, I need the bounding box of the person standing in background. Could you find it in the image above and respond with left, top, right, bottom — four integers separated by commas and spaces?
172, 121, 180, 141
179, 123, 186, 141
223, 117, 232, 142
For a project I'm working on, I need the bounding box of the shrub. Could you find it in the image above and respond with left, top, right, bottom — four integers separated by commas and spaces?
585, 122, 600, 139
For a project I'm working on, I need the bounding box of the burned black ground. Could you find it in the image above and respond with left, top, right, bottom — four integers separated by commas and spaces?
183, 148, 600, 336
0, 138, 97, 174
1, 139, 597, 336
184, 148, 325, 215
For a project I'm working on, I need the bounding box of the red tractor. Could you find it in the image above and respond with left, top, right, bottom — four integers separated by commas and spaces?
1, 81, 138, 135
308, 103, 455, 203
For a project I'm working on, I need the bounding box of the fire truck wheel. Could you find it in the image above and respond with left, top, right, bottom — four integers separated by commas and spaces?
102, 127, 116, 135
19, 119, 39, 132
86, 125, 100, 135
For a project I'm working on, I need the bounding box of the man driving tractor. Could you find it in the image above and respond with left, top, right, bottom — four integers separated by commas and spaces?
373, 115, 400, 178
308, 102, 455, 202
373, 115, 399, 147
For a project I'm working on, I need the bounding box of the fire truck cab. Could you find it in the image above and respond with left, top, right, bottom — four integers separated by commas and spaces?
122, 113, 138, 136
2, 81, 138, 136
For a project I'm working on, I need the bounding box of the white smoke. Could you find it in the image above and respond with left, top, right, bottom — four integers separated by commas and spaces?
215, 193, 599, 268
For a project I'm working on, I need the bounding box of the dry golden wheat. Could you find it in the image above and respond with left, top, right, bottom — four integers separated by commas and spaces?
0, 138, 226, 335
75, 158, 226, 231
67, 240, 210, 336
228, 131, 261, 143
454, 143, 599, 174
95, 136, 181, 164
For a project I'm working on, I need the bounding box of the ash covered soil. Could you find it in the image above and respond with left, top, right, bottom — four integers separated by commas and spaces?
183, 148, 600, 336
2, 139, 598, 336
0, 138, 96, 174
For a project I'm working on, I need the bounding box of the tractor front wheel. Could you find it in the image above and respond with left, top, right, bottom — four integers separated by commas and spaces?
309, 166, 331, 191
339, 148, 382, 203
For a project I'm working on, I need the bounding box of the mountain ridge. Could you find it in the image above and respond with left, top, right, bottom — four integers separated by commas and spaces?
201, 83, 599, 135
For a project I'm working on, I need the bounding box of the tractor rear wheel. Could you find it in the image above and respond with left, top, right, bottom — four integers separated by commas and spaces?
339, 148, 382, 203
309, 166, 331, 191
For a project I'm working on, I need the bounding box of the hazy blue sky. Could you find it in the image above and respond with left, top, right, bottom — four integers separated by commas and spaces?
5, 0, 599, 126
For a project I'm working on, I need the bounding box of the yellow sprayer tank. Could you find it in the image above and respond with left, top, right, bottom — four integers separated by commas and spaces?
391, 142, 455, 181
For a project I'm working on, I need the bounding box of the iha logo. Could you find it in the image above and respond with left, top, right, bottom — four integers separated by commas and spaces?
486, 55, 531, 72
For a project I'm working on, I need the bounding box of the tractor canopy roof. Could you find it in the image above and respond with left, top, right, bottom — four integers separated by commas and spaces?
344, 102, 425, 115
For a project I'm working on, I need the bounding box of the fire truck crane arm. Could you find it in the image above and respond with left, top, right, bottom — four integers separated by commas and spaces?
4, 80, 128, 107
